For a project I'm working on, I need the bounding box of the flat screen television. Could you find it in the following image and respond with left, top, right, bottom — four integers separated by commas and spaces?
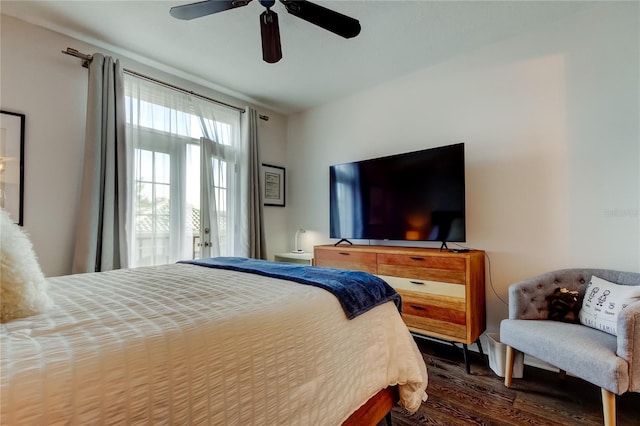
329, 142, 465, 245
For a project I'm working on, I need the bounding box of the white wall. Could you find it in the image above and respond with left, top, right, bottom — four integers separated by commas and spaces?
286, 2, 640, 334
0, 14, 289, 276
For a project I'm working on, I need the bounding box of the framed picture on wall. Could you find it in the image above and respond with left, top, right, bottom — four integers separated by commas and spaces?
262, 163, 285, 207
0, 110, 25, 226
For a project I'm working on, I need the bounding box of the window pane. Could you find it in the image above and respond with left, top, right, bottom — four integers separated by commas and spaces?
137, 182, 153, 214
215, 187, 226, 212
137, 149, 153, 181
155, 184, 170, 215
186, 144, 200, 211
154, 218, 170, 266
212, 158, 227, 187
156, 214, 170, 236
136, 233, 154, 267
217, 122, 232, 145
155, 152, 170, 184
135, 214, 152, 233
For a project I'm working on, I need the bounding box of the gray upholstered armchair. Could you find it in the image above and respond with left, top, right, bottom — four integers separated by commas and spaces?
500, 269, 640, 426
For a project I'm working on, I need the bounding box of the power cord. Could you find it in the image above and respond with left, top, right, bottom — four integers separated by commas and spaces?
450, 243, 509, 307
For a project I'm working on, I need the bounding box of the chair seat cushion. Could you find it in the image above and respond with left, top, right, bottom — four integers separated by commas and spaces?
500, 319, 629, 394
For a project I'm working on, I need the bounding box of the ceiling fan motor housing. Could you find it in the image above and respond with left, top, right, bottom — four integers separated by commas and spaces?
259, 0, 276, 9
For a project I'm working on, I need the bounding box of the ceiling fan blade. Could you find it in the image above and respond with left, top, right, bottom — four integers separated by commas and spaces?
170, 0, 252, 20
260, 10, 283, 63
280, 0, 360, 39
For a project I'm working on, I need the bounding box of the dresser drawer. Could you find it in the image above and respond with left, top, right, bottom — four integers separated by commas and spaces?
380, 275, 465, 298
377, 253, 465, 283
399, 290, 467, 340
314, 248, 377, 273
399, 290, 466, 321
403, 314, 468, 341
378, 253, 465, 269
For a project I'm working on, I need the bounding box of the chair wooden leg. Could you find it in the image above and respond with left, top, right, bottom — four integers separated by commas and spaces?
601, 388, 616, 426
504, 345, 515, 387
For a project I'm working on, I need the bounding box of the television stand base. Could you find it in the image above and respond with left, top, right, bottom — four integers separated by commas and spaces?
440, 241, 449, 252
334, 238, 354, 246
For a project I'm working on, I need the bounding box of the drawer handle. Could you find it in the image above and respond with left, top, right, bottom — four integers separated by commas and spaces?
339, 252, 351, 256
409, 281, 425, 285
410, 257, 424, 261
409, 304, 426, 311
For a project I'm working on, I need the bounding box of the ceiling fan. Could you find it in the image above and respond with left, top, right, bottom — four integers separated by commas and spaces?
170, 0, 361, 63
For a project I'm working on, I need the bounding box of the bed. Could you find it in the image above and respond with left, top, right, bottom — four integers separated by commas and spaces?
0, 258, 428, 425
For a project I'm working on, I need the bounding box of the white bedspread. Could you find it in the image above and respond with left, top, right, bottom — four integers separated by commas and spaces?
1, 263, 427, 425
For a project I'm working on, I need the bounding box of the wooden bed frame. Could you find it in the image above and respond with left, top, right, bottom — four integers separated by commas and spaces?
342, 386, 399, 426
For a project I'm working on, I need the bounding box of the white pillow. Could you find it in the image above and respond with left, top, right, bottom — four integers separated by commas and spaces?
579, 275, 640, 336
0, 208, 52, 322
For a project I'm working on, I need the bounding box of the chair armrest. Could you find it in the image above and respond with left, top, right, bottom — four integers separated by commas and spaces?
617, 301, 640, 392
508, 270, 593, 320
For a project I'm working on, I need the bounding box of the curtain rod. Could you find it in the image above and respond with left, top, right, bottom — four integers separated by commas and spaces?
62, 48, 269, 121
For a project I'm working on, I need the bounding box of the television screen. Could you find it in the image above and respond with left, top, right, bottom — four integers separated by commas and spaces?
329, 143, 465, 243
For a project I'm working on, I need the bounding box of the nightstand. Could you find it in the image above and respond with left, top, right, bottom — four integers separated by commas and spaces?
274, 252, 313, 265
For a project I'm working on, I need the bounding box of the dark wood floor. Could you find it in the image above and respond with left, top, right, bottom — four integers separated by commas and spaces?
389, 338, 640, 426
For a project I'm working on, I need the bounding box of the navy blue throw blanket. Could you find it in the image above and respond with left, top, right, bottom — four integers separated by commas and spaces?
179, 257, 401, 320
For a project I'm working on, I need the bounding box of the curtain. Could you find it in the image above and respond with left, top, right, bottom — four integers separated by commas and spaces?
243, 107, 266, 259
124, 75, 246, 266
199, 137, 227, 259
72, 53, 128, 273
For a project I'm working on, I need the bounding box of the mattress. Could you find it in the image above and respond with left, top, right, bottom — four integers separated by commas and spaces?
1, 263, 428, 425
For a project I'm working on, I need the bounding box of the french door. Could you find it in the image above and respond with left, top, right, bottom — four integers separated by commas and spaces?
125, 74, 242, 268
130, 133, 234, 266
197, 137, 234, 259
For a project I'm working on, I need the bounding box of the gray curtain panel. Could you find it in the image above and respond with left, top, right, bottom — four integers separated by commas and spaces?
244, 107, 266, 260
72, 53, 128, 273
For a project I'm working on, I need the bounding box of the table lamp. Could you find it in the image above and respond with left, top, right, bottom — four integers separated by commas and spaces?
293, 228, 306, 253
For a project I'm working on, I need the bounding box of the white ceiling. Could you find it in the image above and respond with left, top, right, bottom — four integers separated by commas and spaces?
1, 0, 590, 115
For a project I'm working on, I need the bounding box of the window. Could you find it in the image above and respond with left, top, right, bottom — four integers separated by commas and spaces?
134, 149, 171, 266
124, 76, 243, 267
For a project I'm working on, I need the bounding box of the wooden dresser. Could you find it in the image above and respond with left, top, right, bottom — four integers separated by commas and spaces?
314, 244, 486, 370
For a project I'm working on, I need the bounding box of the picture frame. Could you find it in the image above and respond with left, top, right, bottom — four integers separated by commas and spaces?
0, 110, 25, 226
262, 163, 285, 207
